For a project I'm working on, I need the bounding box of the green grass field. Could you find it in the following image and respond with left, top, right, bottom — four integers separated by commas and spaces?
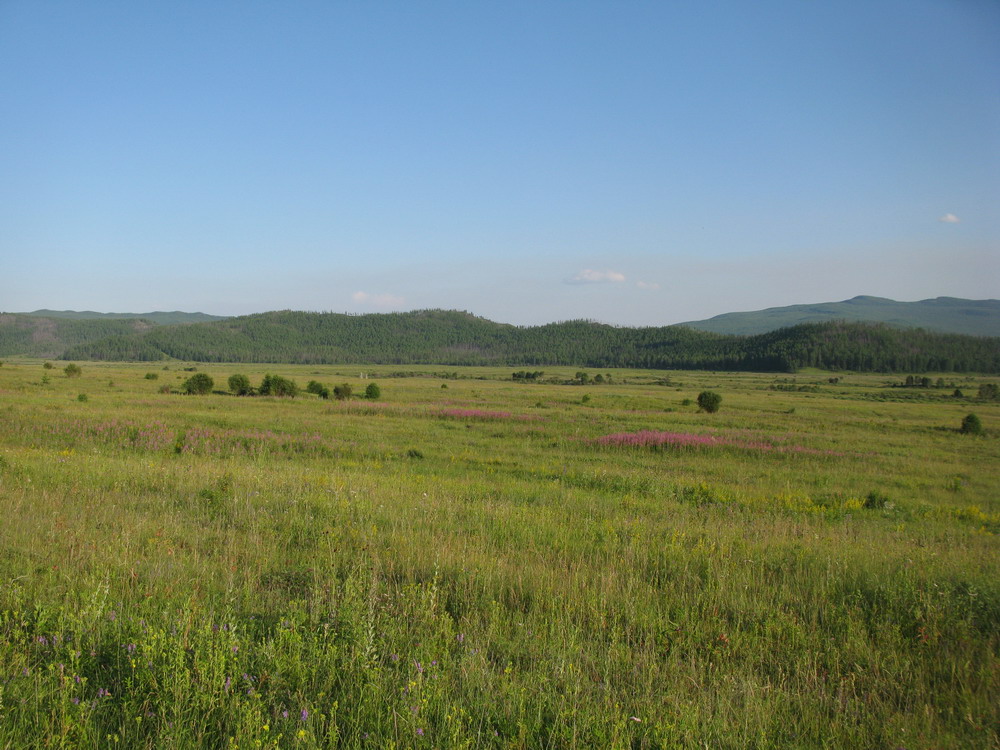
1, 361, 997, 748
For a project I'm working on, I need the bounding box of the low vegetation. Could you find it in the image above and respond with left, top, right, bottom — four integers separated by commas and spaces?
0, 361, 997, 747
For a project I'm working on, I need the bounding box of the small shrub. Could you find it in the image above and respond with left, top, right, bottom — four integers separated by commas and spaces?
43, 361, 54, 370
681, 398, 692, 406
64, 363, 82, 378
183, 373, 214, 395
441, 384, 448, 389
978, 383, 999, 401
77, 393, 88, 402
407, 448, 424, 459
960, 413, 983, 435
333, 383, 353, 401
953, 389, 964, 398
864, 491, 890, 509
41, 375, 50, 385
259, 374, 298, 397
364, 382, 381, 400
228, 373, 253, 396
306, 380, 326, 396
697, 391, 722, 413
158, 384, 171, 394
144, 372, 159, 380
581, 394, 591, 404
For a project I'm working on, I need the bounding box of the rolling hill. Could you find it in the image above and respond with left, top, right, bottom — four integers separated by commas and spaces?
53, 310, 1000, 374
25, 310, 228, 325
679, 296, 1000, 337
3, 305, 998, 373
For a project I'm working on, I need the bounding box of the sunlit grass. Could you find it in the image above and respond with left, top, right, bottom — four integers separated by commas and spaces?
0, 360, 997, 747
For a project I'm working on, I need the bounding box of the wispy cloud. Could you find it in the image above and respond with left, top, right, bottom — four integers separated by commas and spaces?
352, 291, 405, 308
566, 269, 626, 285
636, 281, 660, 290
939, 213, 960, 223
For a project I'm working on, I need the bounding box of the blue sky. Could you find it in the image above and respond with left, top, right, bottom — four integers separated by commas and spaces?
2, 0, 997, 325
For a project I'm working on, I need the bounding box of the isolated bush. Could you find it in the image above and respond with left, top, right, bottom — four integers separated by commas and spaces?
697, 391, 722, 413
333, 383, 353, 401
306, 380, 326, 396
864, 491, 890, 509
978, 383, 999, 401
228, 373, 252, 396
960, 413, 983, 435
64, 363, 82, 378
364, 382, 381, 400
144, 372, 159, 380
77, 393, 88, 402
183, 373, 214, 395
259, 374, 298, 397
43, 361, 54, 370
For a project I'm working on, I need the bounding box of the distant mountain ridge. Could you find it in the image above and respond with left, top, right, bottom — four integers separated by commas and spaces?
25, 310, 228, 325
2, 303, 998, 373
680, 296, 1000, 337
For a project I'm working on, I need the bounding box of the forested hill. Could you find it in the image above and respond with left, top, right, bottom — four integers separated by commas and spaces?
681, 296, 1000, 336
25, 310, 227, 325
49, 309, 1000, 373
0, 314, 159, 358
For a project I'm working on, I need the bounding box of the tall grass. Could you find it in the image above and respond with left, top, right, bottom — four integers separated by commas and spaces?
0, 362, 997, 747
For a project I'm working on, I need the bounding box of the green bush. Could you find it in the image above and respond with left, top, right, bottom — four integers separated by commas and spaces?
183, 373, 214, 395
64, 363, 82, 378
259, 374, 298, 398
228, 373, 253, 396
697, 391, 722, 413
864, 491, 890, 509
960, 413, 983, 435
333, 383, 353, 401
364, 382, 381, 400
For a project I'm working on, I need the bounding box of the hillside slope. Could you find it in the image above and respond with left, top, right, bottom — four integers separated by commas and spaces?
680, 296, 1000, 336
52, 310, 1000, 374
25, 310, 228, 325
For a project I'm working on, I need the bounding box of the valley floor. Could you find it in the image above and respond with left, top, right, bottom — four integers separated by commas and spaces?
0, 361, 997, 748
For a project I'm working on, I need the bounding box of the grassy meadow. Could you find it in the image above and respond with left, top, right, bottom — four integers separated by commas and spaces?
0, 360, 997, 748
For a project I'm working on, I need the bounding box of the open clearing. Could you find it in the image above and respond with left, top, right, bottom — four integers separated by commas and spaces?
0, 361, 997, 748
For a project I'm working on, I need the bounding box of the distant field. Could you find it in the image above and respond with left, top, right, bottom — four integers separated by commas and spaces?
0, 360, 997, 748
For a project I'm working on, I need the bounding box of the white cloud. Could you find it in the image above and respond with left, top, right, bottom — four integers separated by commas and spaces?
939, 213, 960, 223
636, 281, 660, 290
567, 269, 626, 284
352, 291, 405, 308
